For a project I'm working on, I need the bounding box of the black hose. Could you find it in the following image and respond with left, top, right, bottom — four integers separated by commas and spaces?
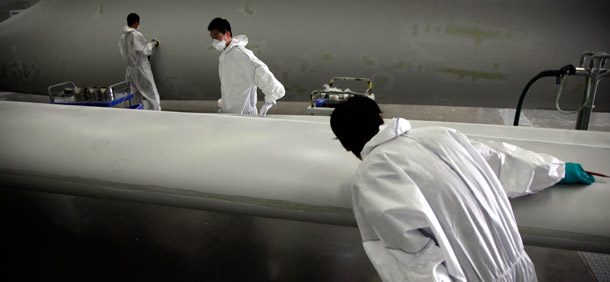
513, 65, 576, 126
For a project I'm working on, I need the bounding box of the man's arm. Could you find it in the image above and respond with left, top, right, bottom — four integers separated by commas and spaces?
468, 137, 565, 198
253, 65, 285, 104
236, 49, 285, 104
132, 32, 155, 57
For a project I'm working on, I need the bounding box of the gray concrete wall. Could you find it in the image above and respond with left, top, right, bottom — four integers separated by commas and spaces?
0, 0, 608, 110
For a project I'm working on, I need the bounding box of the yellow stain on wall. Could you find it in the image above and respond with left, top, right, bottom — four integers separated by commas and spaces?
242, 2, 254, 16
439, 68, 506, 81
390, 60, 413, 71
361, 55, 376, 66
321, 53, 333, 61
445, 24, 501, 44
7, 61, 43, 80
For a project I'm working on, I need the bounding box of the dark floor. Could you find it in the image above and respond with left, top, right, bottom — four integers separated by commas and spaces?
1, 189, 378, 282
0, 188, 599, 282
1, 94, 608, 281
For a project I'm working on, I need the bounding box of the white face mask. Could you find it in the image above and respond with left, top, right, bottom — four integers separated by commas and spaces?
212, 39, 226, 51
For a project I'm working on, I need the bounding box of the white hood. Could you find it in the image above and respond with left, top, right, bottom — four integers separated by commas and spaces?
361, 118, 412, 158
224, 35, 248, 53
122, 26, 136, 34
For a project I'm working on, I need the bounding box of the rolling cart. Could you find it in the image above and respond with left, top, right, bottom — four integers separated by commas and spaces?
306, 77, 375, 115
48, 81, 140, 109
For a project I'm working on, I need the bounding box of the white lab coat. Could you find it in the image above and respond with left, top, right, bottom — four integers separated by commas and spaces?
118, 26, 161, 111
352, 118, 564, 282
218, 35, 285, 114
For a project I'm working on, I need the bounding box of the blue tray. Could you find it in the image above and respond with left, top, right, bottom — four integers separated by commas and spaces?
51, 94, 134, 107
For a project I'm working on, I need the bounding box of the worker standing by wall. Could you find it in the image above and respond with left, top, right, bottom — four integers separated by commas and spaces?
118, 13, 161, 111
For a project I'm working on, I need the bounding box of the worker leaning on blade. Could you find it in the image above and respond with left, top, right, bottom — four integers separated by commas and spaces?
118, 13, 161, 111
330, 96, 595, 282
207, 17, 285, 116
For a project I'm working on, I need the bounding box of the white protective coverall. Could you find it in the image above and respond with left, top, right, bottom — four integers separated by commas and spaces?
352, 118, 564, 282
118, 26, 161, 111
218, 35, 285, 114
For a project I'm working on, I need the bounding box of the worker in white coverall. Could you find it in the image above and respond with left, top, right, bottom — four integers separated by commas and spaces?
330, 96, 595, 282
207, 17, 285, 116
118, 13, 161, 111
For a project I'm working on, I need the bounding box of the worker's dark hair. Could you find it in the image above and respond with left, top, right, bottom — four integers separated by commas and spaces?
330, 96, 383, 158
207, 17, 232, 36
127, 13, 140, 26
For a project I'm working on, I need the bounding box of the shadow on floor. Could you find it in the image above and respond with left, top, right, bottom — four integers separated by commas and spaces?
1, 188, 599, 282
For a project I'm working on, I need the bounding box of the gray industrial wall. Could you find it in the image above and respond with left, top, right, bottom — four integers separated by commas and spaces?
1, 0, 609, 111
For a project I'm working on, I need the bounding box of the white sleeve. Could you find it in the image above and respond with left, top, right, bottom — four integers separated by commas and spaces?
469, 138, 565, 198
133, 33, 154, 57
352, 164, 456, 282
236, 49, 285, 104
254, 64, 285, 104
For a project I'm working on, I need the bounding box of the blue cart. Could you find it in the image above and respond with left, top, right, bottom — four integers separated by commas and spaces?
48, 81, 140, 109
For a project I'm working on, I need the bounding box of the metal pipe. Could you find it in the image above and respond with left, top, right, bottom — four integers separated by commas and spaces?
579, 51, 596, 68
576, 52, 609, 130
573, 67, 589, 77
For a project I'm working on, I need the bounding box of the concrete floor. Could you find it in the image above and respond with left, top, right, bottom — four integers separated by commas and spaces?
0, 188, 600, 282
1, 94, 609, 281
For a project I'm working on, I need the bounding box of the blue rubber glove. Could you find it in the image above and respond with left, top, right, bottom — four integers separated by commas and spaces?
558, 163, 595, 185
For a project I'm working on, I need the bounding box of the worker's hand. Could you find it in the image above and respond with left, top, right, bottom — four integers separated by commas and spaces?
558, 163, 595, 185
151, 39, 160, 48
259, 103, 274, 117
